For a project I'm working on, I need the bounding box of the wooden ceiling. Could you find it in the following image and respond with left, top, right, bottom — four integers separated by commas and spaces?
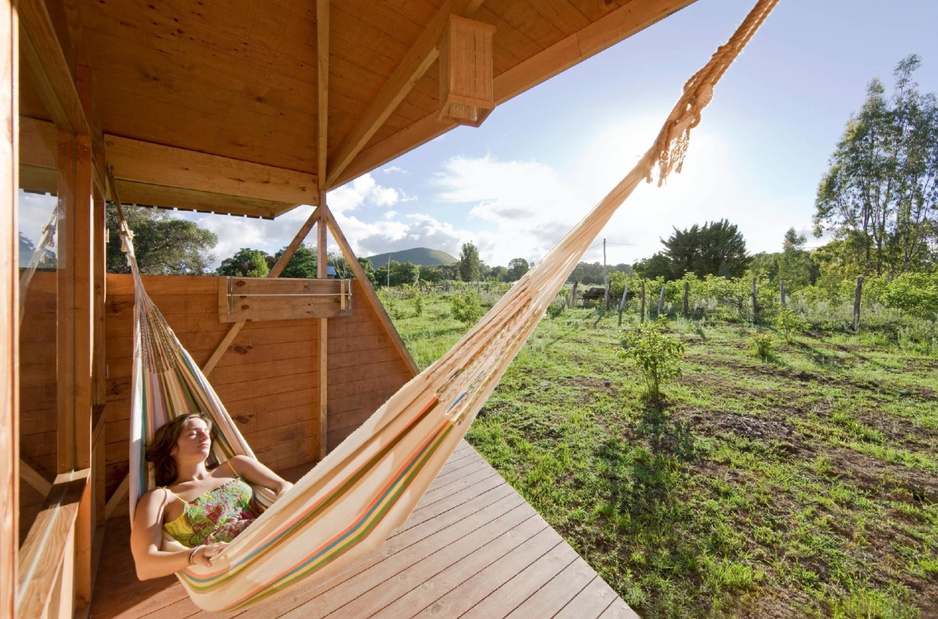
19, 0, 697, 218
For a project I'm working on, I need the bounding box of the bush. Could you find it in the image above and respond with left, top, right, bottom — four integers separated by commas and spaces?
775, 308, 809, 342
451, 289, 483, 324
750, 331, 775, 361
619, 318, 686, 400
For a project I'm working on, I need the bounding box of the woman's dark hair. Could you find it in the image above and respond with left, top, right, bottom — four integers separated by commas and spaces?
146, 413, 213, 487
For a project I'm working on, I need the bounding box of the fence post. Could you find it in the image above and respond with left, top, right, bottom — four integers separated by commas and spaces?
657, 285, 666, 316
571, 280, 579, 307
683, 282, 689, 317
751, 278, 760, 323
640, 280, 646, 324
618, 283, 630, 327
853, 276, 864, 331
780, 280, 786, 309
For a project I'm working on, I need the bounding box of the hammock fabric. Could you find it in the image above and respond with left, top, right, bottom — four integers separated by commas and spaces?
124, 0, 778, 611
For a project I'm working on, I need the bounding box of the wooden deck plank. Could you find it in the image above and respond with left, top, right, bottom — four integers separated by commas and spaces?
552, 571, 624, 619
460, 538, 581, 619
377, 514, 549, 618
327, 498, 535, 617
507, 555, 602, 619
89, 442, 636, 619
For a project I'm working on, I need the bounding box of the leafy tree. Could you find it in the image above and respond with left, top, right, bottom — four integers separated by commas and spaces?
489, 265, 508, 282
776, 228, 818, 290
458, 242, 481, 282
420, 266, 444, 284
814, 55, 938, 276
374, 260, 420, 286
272, 244, 317, 278
662, 219, 750, 280
748, 251, 779, 281
106, 204, 216, 275
218, 248, 270, 277
506, 258, 530, 281
881, 272, 938, 319
633, 252, 673, 280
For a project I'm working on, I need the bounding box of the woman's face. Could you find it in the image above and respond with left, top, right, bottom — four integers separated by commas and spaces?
173, 417, 211, 462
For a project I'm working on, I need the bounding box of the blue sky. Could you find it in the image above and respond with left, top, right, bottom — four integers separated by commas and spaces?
19, 0, 938, 270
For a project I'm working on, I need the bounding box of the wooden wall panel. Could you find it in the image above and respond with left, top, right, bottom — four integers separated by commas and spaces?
101, 275, 413, 502
18, 271, 58, 539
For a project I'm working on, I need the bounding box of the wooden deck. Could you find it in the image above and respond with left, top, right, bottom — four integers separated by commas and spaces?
89, 441, 638, 618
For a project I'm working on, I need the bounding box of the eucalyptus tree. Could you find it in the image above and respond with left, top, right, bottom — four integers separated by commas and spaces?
814, 55, 938, 276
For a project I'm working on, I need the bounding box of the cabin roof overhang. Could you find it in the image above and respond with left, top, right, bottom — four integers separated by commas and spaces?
19, 0, 698, 218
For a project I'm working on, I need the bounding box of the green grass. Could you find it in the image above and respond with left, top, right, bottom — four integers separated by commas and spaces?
387, 288, 938, 619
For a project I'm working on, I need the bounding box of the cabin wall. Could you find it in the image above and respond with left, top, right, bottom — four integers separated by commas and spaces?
18, 271, 58, 542
102, 274, 413, 507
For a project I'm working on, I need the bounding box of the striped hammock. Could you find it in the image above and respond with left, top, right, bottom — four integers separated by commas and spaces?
126, 0, 777, 611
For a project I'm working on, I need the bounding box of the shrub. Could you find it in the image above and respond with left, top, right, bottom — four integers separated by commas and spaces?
619, 318, 686, 400
775, 308, 809, 342
750, 331, 775, 361
451, 289, 483, 324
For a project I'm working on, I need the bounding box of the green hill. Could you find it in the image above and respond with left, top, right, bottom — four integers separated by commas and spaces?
366, 247, 458, 267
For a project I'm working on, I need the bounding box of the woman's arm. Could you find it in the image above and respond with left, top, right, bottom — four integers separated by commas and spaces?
228, 455, 293, 497
130, 489, 227, 580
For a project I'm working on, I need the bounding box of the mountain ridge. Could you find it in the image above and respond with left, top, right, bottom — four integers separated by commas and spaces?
365, 247, 458, 267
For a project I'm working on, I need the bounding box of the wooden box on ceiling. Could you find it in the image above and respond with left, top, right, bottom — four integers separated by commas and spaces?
437, 15, 496, 127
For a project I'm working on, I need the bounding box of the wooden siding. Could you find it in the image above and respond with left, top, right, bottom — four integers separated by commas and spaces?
18, 271, 58, 542
88, 442, 639, 618
102, 275, 413, 510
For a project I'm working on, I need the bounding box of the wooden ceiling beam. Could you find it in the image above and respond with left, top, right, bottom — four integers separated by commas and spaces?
317, 0, 330, 183
335, 0, 697, 188
104, 132, 317, 205
323, 0, 486, 189
18, 0, 89, 136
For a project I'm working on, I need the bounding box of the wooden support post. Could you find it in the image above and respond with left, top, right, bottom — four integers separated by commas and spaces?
617, 283, 629, 327
317, 196, 329, 460
683, 282, 690, 317
657, 285, 666, 317
640, 280, 646, 324
1, 2, 19, 614
853, 276, 863, 332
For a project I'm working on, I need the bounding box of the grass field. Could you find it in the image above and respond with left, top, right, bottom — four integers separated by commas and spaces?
387, 289, 938, 619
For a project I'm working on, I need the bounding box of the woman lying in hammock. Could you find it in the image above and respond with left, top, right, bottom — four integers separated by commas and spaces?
130, 412, 293, 580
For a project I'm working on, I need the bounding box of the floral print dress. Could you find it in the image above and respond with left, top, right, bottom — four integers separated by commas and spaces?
163, 478, 264, 548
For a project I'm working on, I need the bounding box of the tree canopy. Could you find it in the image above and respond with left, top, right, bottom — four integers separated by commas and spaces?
814, 55, 938, 276
458, 242, 481, 282
106, 204, 216, 275
648, 219, 749, 280
217, 248, 270, 277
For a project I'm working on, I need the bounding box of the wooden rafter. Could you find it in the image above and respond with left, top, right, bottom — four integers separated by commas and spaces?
323, 0, 486, 189
105, 133, 317, 205
317, 0, 329, 183
334, 0, 697, 187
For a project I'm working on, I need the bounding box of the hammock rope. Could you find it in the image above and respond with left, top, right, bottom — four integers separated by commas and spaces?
118, 0, 778, 611
18, 207, 59, 323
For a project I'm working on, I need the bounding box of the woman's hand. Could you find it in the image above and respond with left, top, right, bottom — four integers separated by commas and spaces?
190, 542, 228, 568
